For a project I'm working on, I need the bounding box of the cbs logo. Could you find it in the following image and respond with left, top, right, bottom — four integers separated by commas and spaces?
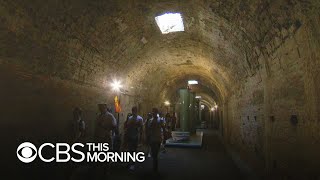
16, 142, 37, 163
17, 142, 86, 163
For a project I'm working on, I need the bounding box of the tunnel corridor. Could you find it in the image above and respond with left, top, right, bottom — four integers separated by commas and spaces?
1, 0, 320, 179
70, 130, 247, 180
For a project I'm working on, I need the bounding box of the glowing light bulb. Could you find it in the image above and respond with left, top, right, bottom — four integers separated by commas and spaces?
111, 80, 122, 91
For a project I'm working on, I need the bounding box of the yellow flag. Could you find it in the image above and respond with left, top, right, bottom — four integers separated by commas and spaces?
114, 96, 121, 113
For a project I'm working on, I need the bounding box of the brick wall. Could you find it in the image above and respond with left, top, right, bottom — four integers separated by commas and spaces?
225, 72, 265, 172
223, 14, 320, 177
0, 60, 137, 170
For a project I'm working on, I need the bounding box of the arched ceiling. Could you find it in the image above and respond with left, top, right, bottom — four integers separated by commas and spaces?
158, 74, 220, 105
1, 0, 314, 106
200, 100, 214, 110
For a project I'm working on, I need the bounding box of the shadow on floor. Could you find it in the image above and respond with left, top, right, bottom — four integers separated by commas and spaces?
69, 129, 254, 180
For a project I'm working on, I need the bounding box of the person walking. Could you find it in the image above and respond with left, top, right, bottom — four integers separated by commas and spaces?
158, 112, 167, 153
171, 112, 177, 131
124, 106, 143, 171
147, 108, 166, 173
144, 112, 153, 157
95, 104, 117, 146
73, 107, 86, 142
93, 104, 117, 178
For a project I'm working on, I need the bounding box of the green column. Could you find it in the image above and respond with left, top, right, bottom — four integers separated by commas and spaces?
195, 99, 200, 127
189, 92, 195, 132
198, 101, 202, 126
179, 89, 190, 132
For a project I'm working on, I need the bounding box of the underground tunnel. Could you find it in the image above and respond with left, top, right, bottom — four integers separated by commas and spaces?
1, 0, 320, 179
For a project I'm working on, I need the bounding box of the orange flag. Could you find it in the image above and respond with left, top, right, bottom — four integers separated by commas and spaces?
114, 96, 121, 113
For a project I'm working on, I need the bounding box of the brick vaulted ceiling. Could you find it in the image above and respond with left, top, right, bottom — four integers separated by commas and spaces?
1, 0, 318, 105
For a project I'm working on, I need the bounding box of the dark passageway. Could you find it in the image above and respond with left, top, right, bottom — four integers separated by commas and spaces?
70, 130, 245, 180
1, 0, 320, 179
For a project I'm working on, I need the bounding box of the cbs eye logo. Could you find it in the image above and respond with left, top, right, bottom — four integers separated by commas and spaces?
16, 142, 37, 163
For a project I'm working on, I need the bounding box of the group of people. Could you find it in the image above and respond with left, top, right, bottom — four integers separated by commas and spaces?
73, 104, 177, 173
123, 107, 176, 172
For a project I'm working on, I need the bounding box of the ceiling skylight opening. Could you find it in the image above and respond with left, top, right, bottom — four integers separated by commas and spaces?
155, 13, 184, 34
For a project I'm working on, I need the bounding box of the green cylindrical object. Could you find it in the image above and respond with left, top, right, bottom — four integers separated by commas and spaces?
189, 92, 195, 132
198, 101, 201, 126
179, 89, 190, 132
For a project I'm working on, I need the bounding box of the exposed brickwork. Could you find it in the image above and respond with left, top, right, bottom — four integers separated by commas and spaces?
0, 0, 319, 178
223, 7, 320, 176
226, 72, 265, 172
0, 60, 136, 144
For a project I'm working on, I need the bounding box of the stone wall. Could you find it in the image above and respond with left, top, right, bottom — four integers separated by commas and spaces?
223, 12, 320, 177
225, 72, 265, 173
0, 59, 139, 140
0, 59, 137, 171
266, 19, 320, 175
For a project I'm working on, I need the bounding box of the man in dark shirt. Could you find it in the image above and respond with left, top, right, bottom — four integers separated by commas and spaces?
147, 108, 166, 172
124, 106, 143, 171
